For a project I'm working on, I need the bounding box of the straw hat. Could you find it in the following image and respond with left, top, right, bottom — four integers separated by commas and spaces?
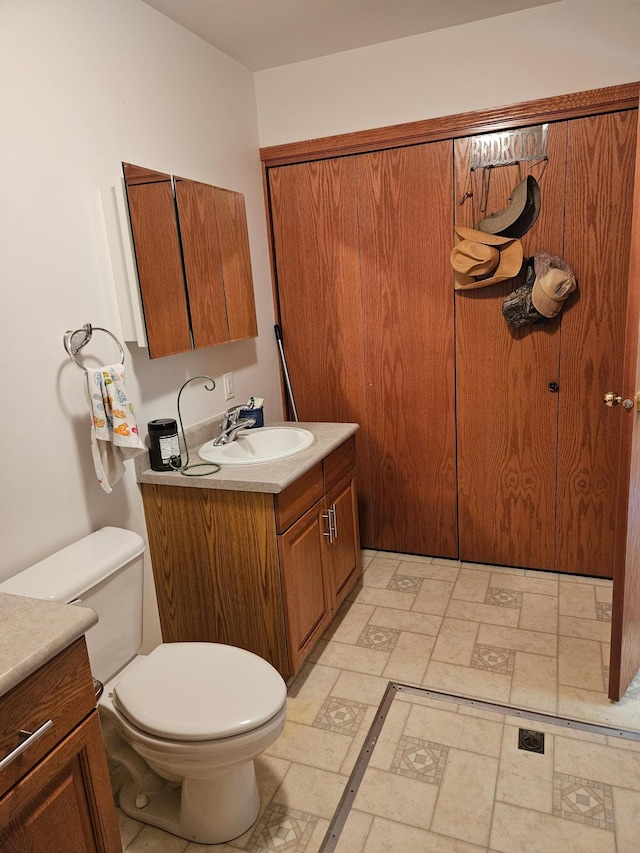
451, 226, 524, 290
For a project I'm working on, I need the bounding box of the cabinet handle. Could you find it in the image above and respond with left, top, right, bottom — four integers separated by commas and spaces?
0, 719, 53, 771
330, 504, 338, 538
322, 510, 334, 544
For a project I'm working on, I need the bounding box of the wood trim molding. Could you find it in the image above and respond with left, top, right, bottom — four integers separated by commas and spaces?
260, 82, 640, 167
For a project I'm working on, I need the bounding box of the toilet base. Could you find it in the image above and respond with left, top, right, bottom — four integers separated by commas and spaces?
119, 759, 261, 844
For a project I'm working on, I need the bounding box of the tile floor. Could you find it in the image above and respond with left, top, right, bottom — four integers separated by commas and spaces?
117, 550, 640, 852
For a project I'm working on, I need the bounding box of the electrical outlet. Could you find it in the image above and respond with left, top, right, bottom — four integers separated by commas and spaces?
223, 372, 235, 401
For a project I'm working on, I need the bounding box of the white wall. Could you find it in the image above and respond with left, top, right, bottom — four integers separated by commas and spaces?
0, 0, 281, 647
255, 0, 640, 146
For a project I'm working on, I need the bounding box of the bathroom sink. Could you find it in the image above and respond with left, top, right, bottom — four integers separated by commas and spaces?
198, 426, 315, 466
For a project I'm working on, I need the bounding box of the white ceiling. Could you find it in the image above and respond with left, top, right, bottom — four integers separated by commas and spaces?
141, 0, 561, 71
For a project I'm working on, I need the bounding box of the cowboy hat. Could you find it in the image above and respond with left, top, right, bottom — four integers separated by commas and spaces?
477, 175, 541, 239
451, 226, 524, 290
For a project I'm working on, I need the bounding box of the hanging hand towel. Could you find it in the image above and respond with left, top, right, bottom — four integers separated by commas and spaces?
84, 363, 145, 493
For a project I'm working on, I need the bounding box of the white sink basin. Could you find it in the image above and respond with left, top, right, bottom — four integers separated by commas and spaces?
198, 426, 315, 466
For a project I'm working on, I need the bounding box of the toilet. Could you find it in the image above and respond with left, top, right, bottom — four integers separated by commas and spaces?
0, 527, 287, 844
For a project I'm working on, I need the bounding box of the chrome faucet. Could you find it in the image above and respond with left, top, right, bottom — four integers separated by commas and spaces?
212, 406, 257, 446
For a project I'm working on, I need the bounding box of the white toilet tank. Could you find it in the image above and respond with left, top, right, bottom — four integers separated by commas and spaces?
0, 527, 145, 683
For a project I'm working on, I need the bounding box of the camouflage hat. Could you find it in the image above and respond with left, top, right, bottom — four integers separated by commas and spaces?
502, 260, 547, 328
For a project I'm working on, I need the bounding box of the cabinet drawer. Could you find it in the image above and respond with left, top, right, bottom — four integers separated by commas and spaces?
275, 463, 324, 533
323, 436, 356, 492
0, 638, 95, 797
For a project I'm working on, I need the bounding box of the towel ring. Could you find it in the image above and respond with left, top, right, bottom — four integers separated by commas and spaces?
63, 323, 126, 370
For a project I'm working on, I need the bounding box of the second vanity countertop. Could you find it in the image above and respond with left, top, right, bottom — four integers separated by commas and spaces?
136, 422, 359, 494
0, 593, 97, 699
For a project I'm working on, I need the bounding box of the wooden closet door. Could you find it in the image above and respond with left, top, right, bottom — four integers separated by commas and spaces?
454, 122, 567, 569
356, 143, 458, 557
557, 110, 637, 576
269, 159, 373, 543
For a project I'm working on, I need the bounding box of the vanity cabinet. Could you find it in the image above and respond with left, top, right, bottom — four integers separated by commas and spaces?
141, 436, 360, 678
0, 639, 122, 853
123, 163, 257, 359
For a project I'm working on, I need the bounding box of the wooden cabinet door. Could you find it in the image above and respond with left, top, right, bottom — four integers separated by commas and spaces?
0, 712, 122, 853
356, 143, 458, 557
325, 473, 360, 608
278, 501, 332, 674
269, 158, 373, 545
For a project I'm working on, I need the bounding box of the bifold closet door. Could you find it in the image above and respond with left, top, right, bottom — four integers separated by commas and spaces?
356, 143, 458, 557
269, 158, 374, 544
454, 122, 568, 570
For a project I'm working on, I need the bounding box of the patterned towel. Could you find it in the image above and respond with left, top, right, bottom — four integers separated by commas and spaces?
84, 363, 145, 493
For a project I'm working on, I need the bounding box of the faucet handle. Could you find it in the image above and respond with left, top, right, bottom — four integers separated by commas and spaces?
221, 405, 243, 431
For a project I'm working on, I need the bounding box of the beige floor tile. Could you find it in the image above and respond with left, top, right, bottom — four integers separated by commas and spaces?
560, 572, 613, 587
431, 617, 479, 666
382, 631, 435, 684
118, 809, 143, 849
476, 623, 557, 656
347, 584, 415, 610
612, 786, 640, 853
125, 825, 189, 852
462, 562, 524, 576
554, 735, 640, 791
451, 568, 491, 602
369, 605, 441, 636
363, 816, 484, 853
559, 581, 598, 619
446, 598, 521, 627
396, 560, 460, 581
272, 763, 346, 819
396, 690, 461, 712
559, 614, 611, 643
368, 699, 412, 771
495, 722, 554, 813
285, 662, 342, 725
510, 651, 558, 714
411, 579, 455, 615
595, 584, 613, 603
361, 558, 402, 588
424, 660, 512, 702
502, 714, 607, 744
607, 735, 640, 753
490, 572, 558, 596
403, 702, 503, 757
331, 669, 390, 707
457, 704, 506, 724
375, 550, 431, 564
558, 636, 603, 691
489, 801, 616, 853
308, 639, 390, 675
557, 684, 640, 729
333, 810, 373, 853
354, 766, 439, 830
519, 591, 558, 634
431, 557, 463, 568
264, 719, 352, 771
323, 602, 376, 644
339, 708, 376, 776
431, 749, 499, 845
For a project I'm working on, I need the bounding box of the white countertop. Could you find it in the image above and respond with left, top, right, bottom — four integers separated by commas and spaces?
136, 421, 359, 493
0, 593, 97, 698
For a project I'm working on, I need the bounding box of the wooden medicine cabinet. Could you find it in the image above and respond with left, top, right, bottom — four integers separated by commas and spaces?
122, 163, 257, 359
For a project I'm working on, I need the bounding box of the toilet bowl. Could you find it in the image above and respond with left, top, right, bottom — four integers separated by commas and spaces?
99, 642, 287, 844
0, 526, 288, 847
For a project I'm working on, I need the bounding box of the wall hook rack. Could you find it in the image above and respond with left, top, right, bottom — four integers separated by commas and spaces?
63, 323, 125, 369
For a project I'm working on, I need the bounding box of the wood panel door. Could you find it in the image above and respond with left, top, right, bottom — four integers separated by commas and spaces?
356, 143, 458, 556
610, 110, 640, 701
269, 158, 373, 543
454, 122, 568, 569
558, 110, 637, 575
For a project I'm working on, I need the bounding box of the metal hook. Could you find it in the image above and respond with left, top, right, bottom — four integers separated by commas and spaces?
169, 376, 221, 477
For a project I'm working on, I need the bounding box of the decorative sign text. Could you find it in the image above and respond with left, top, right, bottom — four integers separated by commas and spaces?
470, 124, 548, 170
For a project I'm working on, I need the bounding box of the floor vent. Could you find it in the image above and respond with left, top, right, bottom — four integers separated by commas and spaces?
518, 728, 545, 754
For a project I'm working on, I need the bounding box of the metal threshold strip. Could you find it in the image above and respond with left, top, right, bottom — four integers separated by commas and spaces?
319, 682, 640, 853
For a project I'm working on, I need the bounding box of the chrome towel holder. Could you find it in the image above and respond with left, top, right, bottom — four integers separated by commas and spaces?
63, 323, 126, 370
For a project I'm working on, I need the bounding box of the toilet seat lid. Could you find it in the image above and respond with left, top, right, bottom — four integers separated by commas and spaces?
112, 643, 287, 741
